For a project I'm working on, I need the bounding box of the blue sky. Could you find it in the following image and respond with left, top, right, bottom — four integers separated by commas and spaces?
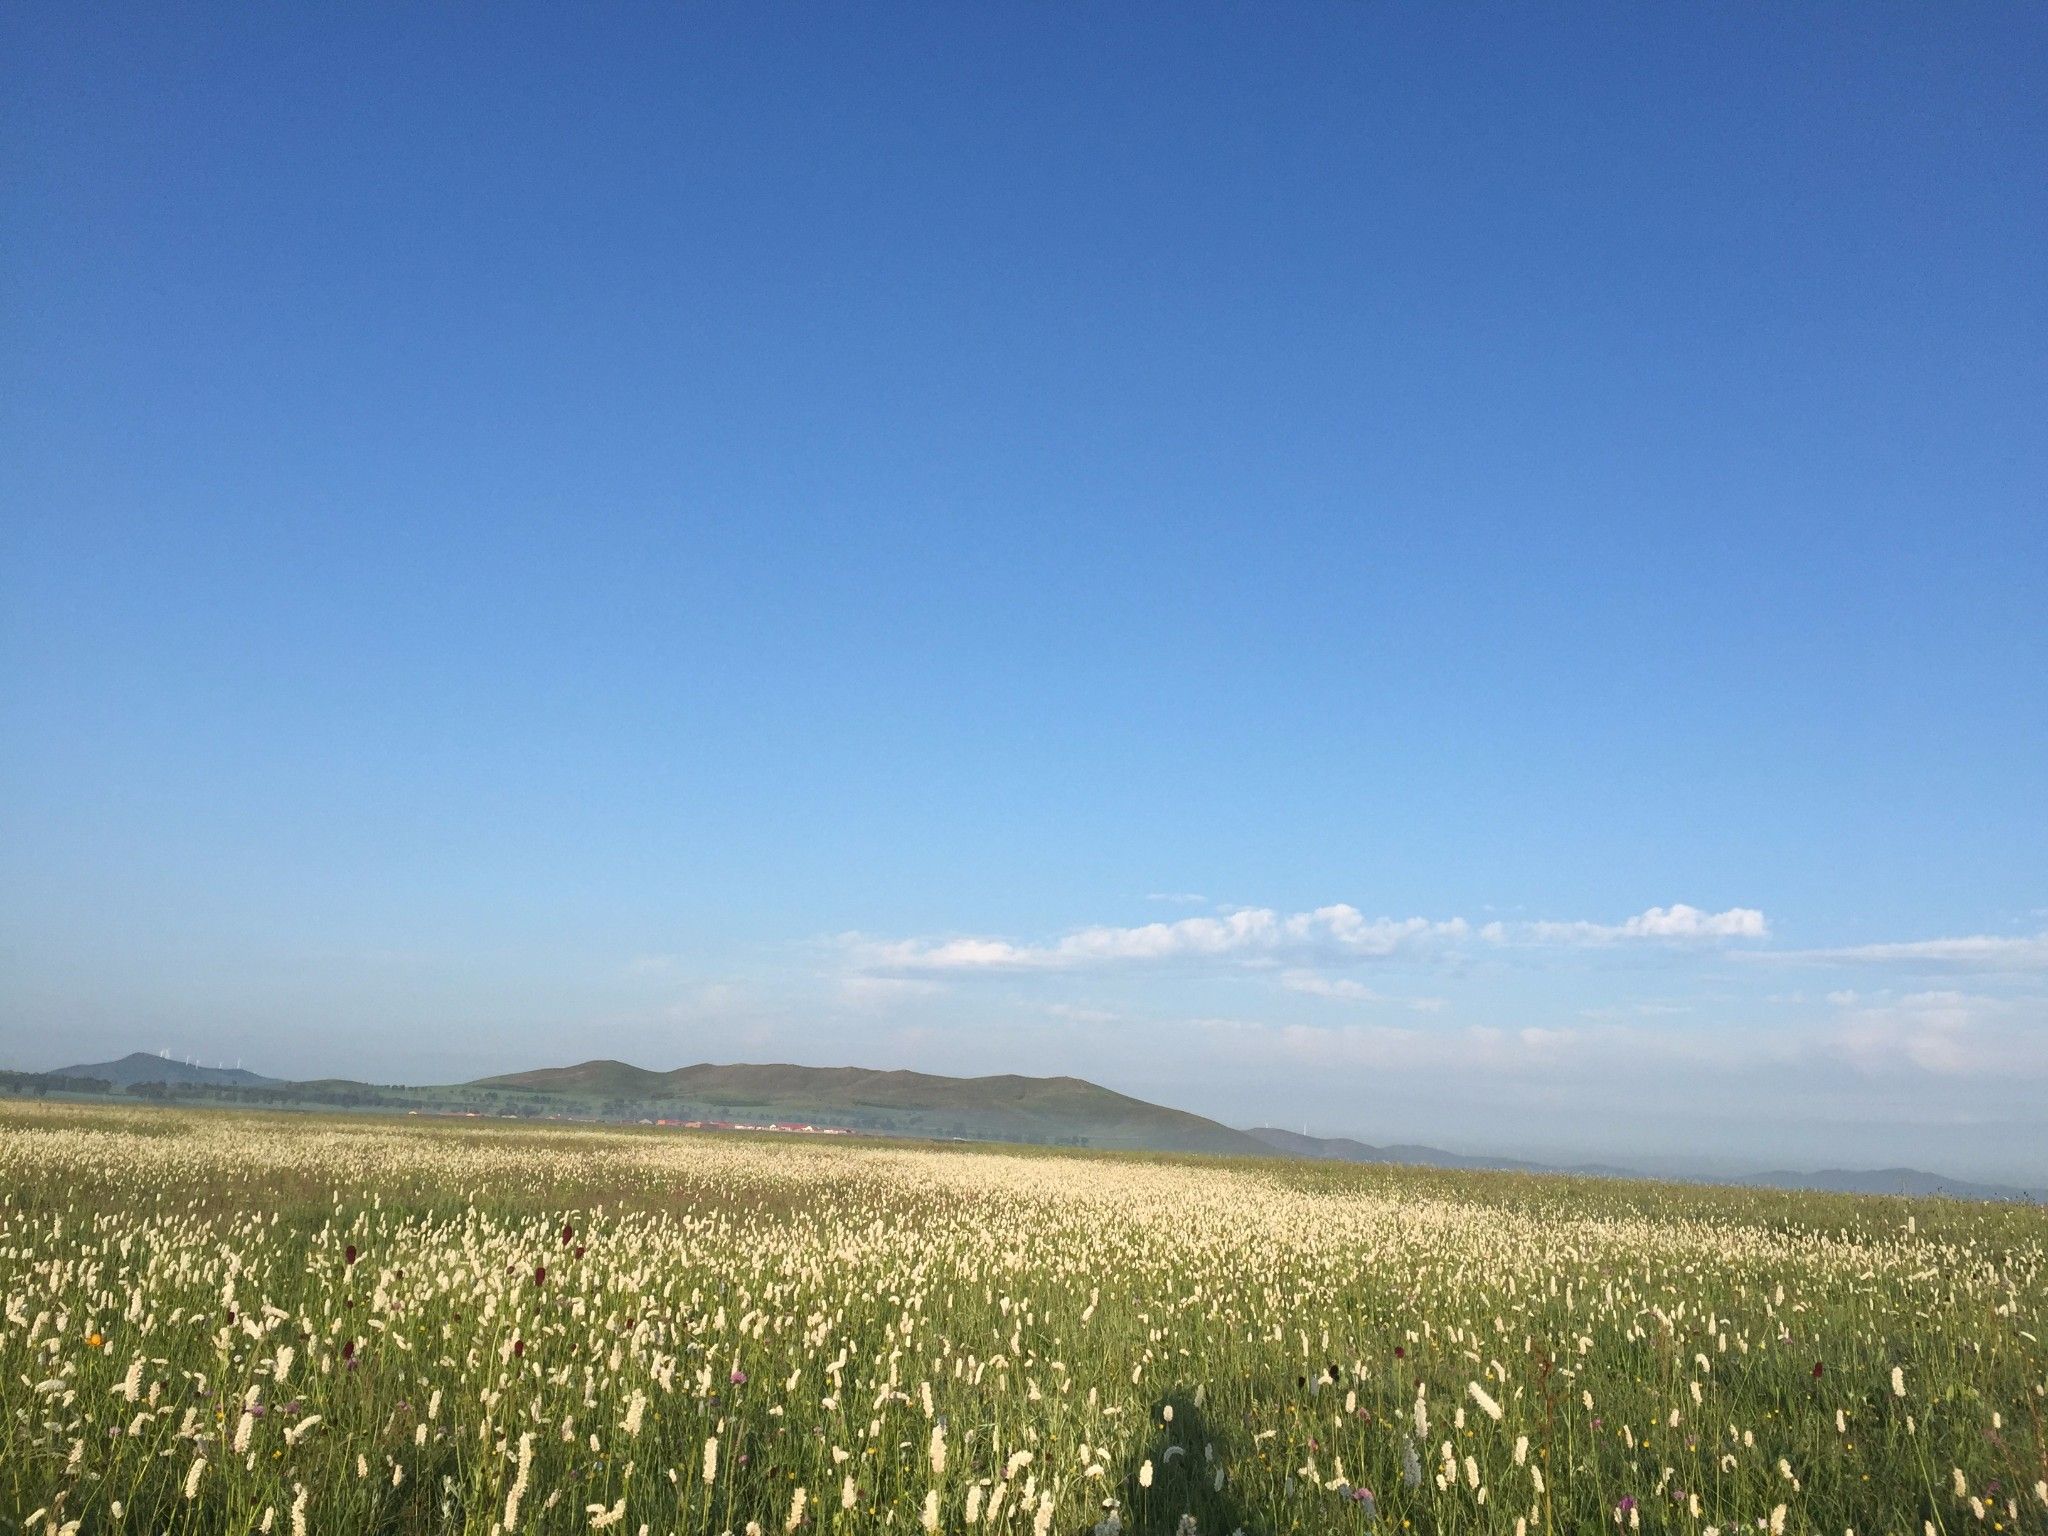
3, 5, 2044, 1182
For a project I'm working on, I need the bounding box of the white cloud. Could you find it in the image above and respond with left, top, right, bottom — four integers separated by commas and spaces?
1194, 1017, 1709, 1076
859, 906, 1470, 973
1045, 1002, 1120, 1024
1279, 970, 1446, 1012
1825, 990, 2048, 1077
656, 981, 751, 1020
838, 975, 945, 1008
1283, 972, 1384, 1001
1579, 1000, 1692, 1020
1774, 930, 2048, 972
854, 900, 1763, 977
1483, 904, 1769, 946
1200, 987, 2048, 1086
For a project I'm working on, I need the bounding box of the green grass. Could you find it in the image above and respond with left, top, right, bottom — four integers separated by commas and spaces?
2, 1100, 2043, 1536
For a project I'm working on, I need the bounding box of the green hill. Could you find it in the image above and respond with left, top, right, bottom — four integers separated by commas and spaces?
53, 1051, 283, 1089
471, 1059, 1264, 1154
469, 1059, 673, 1098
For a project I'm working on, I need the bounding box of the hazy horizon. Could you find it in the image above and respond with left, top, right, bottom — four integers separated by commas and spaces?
4, 6, 2043, 1187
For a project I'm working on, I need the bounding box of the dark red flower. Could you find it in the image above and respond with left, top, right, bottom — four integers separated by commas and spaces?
512, 1338, 525, 1357
1812, 1361, 1824, 1379
345, 1245, 358, 1266
341, 1338, 355, 1362
561, 1223, 575, 1246
1394, 1347, 1405, 1359
533, 1265, 546, 1287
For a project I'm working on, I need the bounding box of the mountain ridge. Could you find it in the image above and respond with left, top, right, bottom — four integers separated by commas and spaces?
473, 1058, 1268, 1154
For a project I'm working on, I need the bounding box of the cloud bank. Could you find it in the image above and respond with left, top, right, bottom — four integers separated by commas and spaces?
1770, 930, 2048, 972
1484, 903, 1769, 945
855, 901, 1768, 975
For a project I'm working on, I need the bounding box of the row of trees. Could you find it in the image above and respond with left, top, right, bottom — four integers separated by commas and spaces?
1, 1070, 114, 1098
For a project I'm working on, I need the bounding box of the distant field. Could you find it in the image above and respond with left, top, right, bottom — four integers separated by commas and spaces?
2, 1102, 2044, 1535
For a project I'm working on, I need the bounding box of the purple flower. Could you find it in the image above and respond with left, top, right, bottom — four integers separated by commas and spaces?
730, 1368, 748, 1385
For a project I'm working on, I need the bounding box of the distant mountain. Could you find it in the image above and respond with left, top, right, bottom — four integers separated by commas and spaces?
1245, 1127, 1637, 1178
1740, 1167, 2036, 1202
475, 1059, 674, 1098
472, 1059, 1268, 1155
19, 1051, 2037, 1199
52, 1051, 284, 1089
1245, 1127, 2036, 1202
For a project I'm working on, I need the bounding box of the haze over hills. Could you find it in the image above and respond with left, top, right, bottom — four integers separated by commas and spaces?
51, 1051, 284, 1089
1244, 1126, 1638, 1179
1247, 1127, 2037, 1203
1737, 1168, 2037, 1201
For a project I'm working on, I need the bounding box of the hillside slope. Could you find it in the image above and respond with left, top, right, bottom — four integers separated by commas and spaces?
52, 1052, 283, 1089
473, 1059, 1266, 1154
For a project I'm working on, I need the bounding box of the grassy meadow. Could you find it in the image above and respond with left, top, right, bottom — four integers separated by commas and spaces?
2, 1101, 2043, 1535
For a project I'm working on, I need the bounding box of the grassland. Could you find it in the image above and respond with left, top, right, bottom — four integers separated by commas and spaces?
2, 1102, 2043, 1535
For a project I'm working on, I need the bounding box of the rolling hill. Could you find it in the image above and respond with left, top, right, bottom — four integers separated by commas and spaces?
472, 1059, 1267, 1154
51, 1051, 284, 1089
